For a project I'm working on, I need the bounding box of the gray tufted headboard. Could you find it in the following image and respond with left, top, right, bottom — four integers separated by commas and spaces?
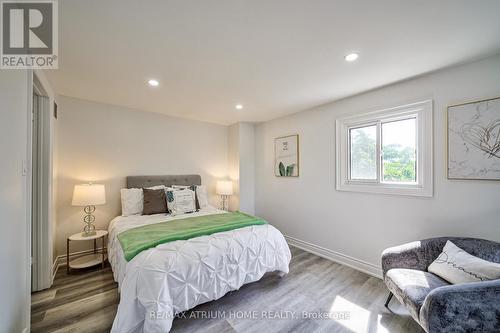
126, 175, 201, 189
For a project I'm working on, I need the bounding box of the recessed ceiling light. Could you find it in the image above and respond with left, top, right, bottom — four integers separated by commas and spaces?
148, 79, 159, 87
235, 104, 243, 110
344, 53, 359, 62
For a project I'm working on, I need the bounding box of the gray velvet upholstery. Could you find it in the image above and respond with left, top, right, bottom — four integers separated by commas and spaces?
385, 268, 448, 322
420, 279, 500, 333
126, 175, 201, 189
382, 237, 500, 333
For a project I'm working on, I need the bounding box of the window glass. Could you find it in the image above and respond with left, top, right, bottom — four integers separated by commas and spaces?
349, 125, 377, 180
382, 118, 416, 182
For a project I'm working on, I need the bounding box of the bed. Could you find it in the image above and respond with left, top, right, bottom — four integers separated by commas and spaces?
108, 175, 291, 333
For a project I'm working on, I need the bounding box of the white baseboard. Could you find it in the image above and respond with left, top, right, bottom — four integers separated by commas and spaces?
285, 235, 383, 279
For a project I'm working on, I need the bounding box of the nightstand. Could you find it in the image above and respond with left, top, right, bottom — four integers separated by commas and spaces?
67, 230, 108, 274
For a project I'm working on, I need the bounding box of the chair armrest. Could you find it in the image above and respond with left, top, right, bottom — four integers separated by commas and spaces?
420, 279, 500, 333
381, 239, 442, 278
382, 241, 428, 277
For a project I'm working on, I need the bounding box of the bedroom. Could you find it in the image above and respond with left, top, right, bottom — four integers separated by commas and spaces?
1, 1, 500, 332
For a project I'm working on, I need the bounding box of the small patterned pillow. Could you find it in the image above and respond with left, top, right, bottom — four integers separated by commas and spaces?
166, 188, 196, 216
172, 184, 208, 210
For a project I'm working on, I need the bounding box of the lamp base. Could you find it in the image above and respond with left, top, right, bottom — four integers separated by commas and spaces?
220, 195, 229, 212
82, 205, 97, 237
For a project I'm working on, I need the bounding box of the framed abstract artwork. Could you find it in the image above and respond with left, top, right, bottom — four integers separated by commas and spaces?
275, 134, 299, 177
447, 96, 500, 180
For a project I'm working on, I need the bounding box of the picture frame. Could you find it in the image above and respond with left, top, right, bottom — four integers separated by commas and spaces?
275, 134, 299, 177
447, 95, 500, 180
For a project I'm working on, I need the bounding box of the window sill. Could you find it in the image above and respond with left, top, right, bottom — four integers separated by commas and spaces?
337, 181, 433, 197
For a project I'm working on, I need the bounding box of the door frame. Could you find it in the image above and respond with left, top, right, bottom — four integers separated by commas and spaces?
30, 74, 53, 291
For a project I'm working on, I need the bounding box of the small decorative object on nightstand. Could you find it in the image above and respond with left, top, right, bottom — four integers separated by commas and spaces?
216, 180, 233, 211
67, 230, 108, 274
72, 183, 106, 236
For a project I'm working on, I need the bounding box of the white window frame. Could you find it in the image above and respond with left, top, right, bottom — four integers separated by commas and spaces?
336, 100, 433, 197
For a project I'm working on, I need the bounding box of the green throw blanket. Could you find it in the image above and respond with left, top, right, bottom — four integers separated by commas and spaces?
118, 212, 268, 261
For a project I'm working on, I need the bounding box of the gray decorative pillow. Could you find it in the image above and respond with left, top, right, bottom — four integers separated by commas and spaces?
428, 240, 500, 284
142, 188, 167, 215
120, 185, 166, 216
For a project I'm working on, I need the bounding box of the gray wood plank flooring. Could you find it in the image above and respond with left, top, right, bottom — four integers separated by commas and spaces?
31, 247, 423, 333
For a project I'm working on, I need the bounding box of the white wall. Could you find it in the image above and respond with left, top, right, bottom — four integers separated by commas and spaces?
55, 96, 229, 256
238, 123, 255, 214
228, 124, 240, 211
0, 70, 31, 332
227, 123, 255, 214
255, 55, 500, 276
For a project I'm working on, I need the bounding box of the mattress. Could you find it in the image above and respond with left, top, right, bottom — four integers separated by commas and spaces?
108, 207, 291, 332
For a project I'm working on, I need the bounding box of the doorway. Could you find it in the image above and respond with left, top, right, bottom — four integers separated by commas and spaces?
31, 75, 52, 292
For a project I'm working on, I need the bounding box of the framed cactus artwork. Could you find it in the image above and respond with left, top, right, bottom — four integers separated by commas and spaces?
275, 134, 299, 177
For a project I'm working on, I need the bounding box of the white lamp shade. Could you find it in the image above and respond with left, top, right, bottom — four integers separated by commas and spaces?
216, 180, 233, 196
72, 184, 106, 206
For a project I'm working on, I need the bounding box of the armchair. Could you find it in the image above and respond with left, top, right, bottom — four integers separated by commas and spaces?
381, 237, 500, 333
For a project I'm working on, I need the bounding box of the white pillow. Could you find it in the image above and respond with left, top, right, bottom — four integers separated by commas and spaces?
148, 185, 166, 190
120, 185, 167, 216
428, 240, 500, 284
172, 185, 189, 189
195, 185, 209, 209
166, 188, 196, 216
120, 188, 143, 216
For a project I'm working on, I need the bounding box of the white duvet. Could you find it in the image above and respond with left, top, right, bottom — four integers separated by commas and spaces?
108, 207, 291, 333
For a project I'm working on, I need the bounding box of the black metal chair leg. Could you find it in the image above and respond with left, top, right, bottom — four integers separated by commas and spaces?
385, 292, 393, 308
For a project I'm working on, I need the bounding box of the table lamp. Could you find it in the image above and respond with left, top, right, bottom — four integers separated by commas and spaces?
216, 180, 233, 211
72, 183, 106, 236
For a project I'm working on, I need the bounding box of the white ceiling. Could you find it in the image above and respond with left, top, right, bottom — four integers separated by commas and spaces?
46, 0, 500, 125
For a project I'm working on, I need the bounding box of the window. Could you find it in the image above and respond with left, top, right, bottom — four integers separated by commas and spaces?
336, 100, 433, 196
349, 125, 377, 180
382, 118, 416, 183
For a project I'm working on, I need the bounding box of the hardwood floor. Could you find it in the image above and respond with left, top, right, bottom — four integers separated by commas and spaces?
31, 247, 423, 333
